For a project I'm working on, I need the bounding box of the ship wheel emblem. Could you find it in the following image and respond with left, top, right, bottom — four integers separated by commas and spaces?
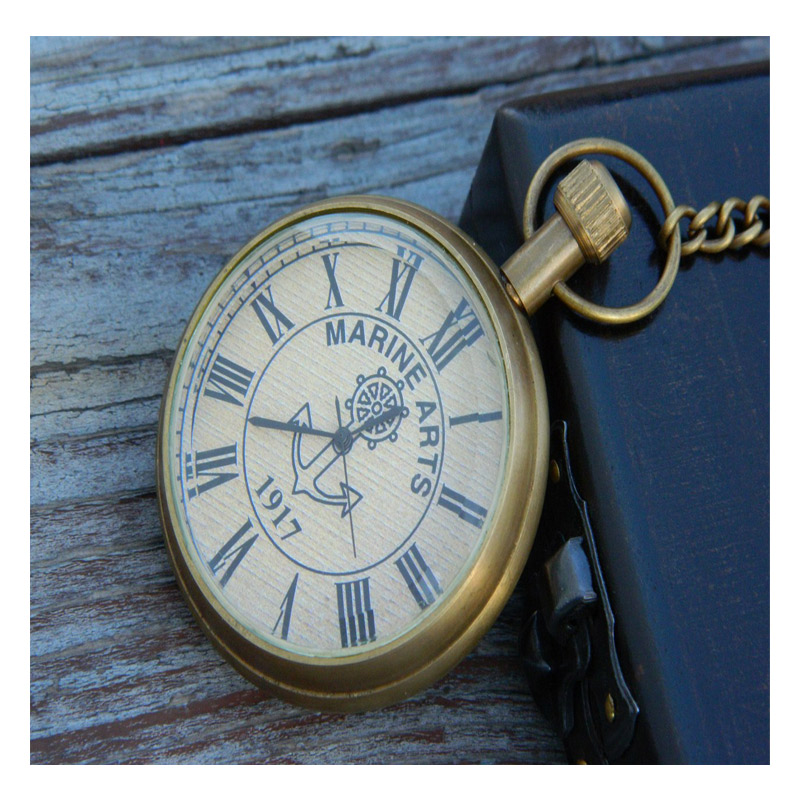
346, 367, 409, 449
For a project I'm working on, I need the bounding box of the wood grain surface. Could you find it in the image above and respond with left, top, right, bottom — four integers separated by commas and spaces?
30, 35, 770, 764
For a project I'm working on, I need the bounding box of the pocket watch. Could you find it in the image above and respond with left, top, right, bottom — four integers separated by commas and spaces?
157, 144, 635, 711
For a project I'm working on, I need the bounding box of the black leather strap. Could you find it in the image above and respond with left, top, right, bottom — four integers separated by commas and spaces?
520, 421, 638, 764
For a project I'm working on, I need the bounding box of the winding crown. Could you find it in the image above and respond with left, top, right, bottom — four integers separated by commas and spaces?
554, 160, 632, 265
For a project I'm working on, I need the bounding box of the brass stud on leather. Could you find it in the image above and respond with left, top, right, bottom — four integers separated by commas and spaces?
605, 692, 616, 723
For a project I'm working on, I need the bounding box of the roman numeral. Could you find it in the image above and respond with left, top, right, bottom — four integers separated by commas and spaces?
321, 252, 344, 308
203, 354, 255, 406
185, 443, 239, 499
208, 519, 257, 587
336, 578, 376, 647
376, 245, 422, 320
272, 573, 299, 641
437, 484, 488, 528
251, 285, 294, 344
449, 410, 503, 427
395, 543, 442, 609
420, 298, 484, 372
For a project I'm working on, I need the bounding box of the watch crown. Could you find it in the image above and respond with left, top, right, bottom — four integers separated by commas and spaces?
554, 160, 631, 265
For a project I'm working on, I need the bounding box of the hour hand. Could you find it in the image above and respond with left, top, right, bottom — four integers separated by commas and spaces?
249, 416, 336, 438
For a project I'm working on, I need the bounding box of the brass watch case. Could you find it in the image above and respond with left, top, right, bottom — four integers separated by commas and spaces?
157, 195, 550, 711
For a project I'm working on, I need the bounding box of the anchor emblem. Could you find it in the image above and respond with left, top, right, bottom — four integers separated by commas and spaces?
249, 368, 409, 517
289, 402, 364, 517
289, 368, 409, 514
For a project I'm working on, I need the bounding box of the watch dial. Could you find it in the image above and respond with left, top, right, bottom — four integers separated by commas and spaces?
167, 210, 509, 656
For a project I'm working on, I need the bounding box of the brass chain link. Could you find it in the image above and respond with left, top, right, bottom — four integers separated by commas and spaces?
658, 195, 770, 256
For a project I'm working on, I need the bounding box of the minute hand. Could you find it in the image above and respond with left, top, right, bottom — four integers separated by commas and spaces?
248, 416, 337, 438
351, 405, 406, 437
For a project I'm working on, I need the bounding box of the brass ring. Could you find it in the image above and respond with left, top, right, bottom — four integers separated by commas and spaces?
523, 138, 681, 324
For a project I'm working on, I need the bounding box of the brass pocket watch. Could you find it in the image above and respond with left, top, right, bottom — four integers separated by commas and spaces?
158, 139, 755, 711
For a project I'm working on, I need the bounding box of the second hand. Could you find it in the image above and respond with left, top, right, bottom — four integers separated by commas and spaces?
335, 396, 357, 559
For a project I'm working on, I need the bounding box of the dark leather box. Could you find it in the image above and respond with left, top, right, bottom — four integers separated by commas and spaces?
459, 64, 769, 764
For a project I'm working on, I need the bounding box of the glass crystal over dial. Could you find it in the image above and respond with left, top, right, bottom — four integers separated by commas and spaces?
165, 208, 511, 657
158, 193, 552, 714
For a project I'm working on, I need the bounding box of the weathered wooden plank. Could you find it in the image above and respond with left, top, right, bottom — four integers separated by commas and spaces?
29, 36, 290, 82
31, 427, 155, 507
30, 536, 167, 617
30, 37, 770, 374
30, 490, 159, 564
31, 647, 565, 764
31, 353, 171, 443
30, 36, 726, 164
30, 627, 247, 740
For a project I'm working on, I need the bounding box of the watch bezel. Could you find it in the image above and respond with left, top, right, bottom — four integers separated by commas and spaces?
157, 194, 549, 710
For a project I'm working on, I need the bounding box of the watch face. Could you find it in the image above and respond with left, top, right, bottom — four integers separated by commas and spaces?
163, 206, 512, 660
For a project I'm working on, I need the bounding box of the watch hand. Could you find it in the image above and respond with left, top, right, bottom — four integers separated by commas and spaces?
303, 404, 397, 484
253, 403, 404, 443
351, 404, 406, 437
335, 396, 358, 559
249, 416, 337, 438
